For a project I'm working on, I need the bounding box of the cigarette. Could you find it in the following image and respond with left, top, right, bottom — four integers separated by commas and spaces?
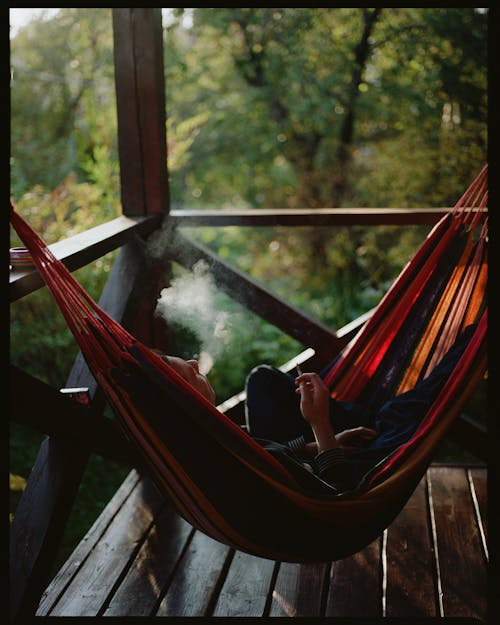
296, 364, 303, 376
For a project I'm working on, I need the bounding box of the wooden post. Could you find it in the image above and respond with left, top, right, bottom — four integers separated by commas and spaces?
9, 239, 152, 622
112, 8, 172, 347
113, 8, 169, 216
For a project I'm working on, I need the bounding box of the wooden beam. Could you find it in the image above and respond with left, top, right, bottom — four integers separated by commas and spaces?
169, 207, 452, 227
170, 232, 344, 361
9, 367, 99, 622
9, 213, 162, 302
9, 239, 150, 622
10, 366, 135, 466
113, 8, 169, 216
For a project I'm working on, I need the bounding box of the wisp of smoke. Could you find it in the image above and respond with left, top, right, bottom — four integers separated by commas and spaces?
155, 260, 232, 372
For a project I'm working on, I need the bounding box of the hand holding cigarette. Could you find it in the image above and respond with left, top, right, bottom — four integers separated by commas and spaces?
295, 370, 329, 424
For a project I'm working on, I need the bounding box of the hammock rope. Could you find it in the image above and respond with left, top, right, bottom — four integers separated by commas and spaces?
10, 166, 487, 562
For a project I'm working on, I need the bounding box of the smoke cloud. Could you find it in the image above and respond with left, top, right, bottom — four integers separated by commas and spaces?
155, 260, 233, 372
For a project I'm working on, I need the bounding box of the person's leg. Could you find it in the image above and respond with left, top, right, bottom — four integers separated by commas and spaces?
245, 364, 376, 444
245, 365, 314, 443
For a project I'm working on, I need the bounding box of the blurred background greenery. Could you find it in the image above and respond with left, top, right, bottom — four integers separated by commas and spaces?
9, 7, 488, 573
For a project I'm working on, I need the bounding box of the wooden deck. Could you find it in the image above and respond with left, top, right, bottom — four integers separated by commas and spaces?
35, 464, 488, 619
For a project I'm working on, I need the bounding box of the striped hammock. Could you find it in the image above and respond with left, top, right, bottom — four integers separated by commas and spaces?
10, 165, 487, 563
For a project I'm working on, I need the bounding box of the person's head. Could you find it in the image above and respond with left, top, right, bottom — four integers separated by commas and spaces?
162, 355, 216, 405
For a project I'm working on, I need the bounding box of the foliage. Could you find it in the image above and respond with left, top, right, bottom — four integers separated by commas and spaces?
165, 8, 487, 213
184, 222, 428, 333
10, 8, 117, 197
162, 7, 487, 268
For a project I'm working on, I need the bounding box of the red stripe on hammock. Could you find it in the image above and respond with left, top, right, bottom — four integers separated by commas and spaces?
327, 215, 460, 399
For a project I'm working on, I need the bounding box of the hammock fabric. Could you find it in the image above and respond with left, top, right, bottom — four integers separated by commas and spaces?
10, 166, 488, 563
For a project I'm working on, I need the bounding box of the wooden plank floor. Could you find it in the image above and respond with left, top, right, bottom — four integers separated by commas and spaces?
36, 464, 488, 620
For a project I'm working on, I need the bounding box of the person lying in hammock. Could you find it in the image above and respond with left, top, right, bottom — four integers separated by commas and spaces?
161, 324, 476, 495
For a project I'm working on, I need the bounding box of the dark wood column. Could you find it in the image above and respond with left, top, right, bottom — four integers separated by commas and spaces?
113, 8, 169, 216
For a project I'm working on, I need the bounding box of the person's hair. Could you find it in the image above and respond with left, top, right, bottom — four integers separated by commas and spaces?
151, 347, 169, 364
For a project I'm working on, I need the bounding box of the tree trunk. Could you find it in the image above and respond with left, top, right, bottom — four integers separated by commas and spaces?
308, 9, 381, 270
332, 8, 382, 204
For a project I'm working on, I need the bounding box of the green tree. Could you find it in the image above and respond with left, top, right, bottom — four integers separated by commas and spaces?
166, 8, 486, 212
10, 7, 118, 213
160, 8, 486, 301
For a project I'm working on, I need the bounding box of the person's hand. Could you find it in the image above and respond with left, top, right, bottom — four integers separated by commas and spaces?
296, 372, 338, 452
335, 427, 378, 450
295, 372, 330, 427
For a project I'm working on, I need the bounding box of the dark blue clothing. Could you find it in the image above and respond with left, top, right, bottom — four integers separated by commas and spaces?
245, 325, 477, 494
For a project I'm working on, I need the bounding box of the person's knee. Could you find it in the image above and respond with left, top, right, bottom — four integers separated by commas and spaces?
245, 365, 278, 393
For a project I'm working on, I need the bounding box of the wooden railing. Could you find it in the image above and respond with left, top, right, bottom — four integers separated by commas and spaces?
9, 213, 162, 302
9, 206, 450, 302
